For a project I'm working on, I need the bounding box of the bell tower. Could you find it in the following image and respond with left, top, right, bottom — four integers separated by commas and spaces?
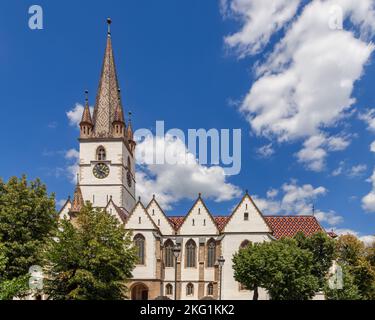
77, 19, 136, 213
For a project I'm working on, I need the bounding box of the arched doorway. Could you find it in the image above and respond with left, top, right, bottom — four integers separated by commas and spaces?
131, 283, 149, 300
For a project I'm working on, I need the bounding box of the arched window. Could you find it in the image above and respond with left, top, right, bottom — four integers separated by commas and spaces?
166, 284, 173, 296
207, 283, 214, 296
164, 239, 174, 268
97, 146, 106, 161
185, 239, 196, 268
207, 239, 216, 268
240, 240, 250, 248
186, 283, 194, 296
244, 212, 249, 221
134, 234, 145, 265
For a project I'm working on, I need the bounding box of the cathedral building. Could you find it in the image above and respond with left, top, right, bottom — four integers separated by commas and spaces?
59, 20, 332, 300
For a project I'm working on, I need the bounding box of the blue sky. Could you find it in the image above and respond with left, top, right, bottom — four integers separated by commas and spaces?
0, 0, 374, 241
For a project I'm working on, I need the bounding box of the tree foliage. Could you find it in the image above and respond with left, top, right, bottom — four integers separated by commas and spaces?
0, 176, 57, 299
43, 203, 137, 300
324, 264, 361, 300
233, 238, 319, 300
294, 232, 336, 288
331, 235, 375, 300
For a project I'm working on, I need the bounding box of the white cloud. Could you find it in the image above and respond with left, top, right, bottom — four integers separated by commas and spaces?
66, 103, 93, 128
57, 199, 68, 208
334, 228, 375, 247
296, 134, 351, 171
359, 109, 375, 132
256, 143, 274, 158
224, 0, 375, 169
348, 164, 367, 177
222, 0, 301, 56
332, 161, 345, 176
371, 141, 375, 152
253, 180, 342, 226
135, 135, 242, 209
362, 168, 375, 212
267, 188, 279, 198
64, 148, 80, 184
314, 210, 344, 226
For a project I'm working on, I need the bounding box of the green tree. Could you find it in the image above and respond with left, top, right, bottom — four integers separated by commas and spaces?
335, 235, 375, 300
294, 232, 336, 288
233, 238, 319, 300
43, 203, 137, 300
336, 234, 365, 266
232, 242, 265, 300
324, 265, 361, 300
0, 176, 57, 299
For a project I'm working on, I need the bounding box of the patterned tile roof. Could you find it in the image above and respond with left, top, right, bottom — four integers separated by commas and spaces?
92, 23, 125, 138
70, 185, 84, 213
169, 216, 185, 230
215, 216, 230, 231
167, 215, 325, 238
264, 216, 323, 239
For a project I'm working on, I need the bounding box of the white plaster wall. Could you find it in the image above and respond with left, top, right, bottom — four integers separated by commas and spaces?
221, 233, 270, 300
59, 201, 71, 220
180, 281, 199, 300
79, 140, 136, 212
179, 200, 218, 236
147, 201, 174, 235
224, 196, 270, 233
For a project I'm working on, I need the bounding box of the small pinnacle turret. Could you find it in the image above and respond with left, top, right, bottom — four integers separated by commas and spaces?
112, 89, 126, 138
80, 90, 93, 138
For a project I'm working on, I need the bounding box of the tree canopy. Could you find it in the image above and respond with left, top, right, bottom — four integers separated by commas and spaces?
43, 203, 137, 300
233, 238, 319, 300
0, 176, 57, 299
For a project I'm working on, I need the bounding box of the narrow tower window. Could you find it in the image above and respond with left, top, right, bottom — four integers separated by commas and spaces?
97, 147, 106, 161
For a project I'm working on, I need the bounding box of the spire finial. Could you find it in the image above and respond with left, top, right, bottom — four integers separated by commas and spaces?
128, 111, 132, 122
107, 18, 112, 35
76, 173, 79, 185
85, 90, 89, 103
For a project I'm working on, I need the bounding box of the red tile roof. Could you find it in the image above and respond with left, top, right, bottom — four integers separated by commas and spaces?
167, 215, 325, 239
215, 216, 231, 231
264, 216, 323, 239
169, 217, 185, 230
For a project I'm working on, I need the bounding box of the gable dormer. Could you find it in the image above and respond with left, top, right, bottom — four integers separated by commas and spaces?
223, 192, 271, 233
178, 195, 219, 235
124, 200, 158, 231
146, 196, 175, 235
105, 198, 128, 224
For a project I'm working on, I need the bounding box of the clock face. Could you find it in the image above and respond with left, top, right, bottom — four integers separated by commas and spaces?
93, 163, 110, 179
127, 171, 132, 188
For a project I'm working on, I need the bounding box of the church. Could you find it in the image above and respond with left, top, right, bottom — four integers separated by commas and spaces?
59, 20, 333, 300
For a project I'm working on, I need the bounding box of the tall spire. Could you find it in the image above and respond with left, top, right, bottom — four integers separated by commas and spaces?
92, 18, 125, 138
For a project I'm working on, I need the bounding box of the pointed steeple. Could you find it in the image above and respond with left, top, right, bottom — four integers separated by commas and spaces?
80, 90, 93, 138
71, 174, 84, 213
92, 18, 125, 138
